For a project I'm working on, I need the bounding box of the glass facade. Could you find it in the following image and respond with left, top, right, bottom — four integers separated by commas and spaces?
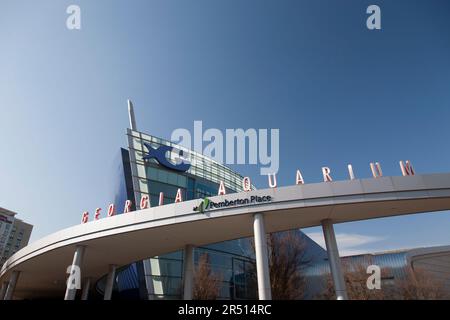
114, 244, 258, 300
101, 129, 259, 299
100, 129, 329, 300
126, 129, 254, 205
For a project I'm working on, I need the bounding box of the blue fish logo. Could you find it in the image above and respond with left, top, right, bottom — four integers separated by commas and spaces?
143, 142, 191, 172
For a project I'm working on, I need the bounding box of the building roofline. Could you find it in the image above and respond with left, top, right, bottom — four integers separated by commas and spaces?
342, 244, 450, 259
0, 207, 18, 217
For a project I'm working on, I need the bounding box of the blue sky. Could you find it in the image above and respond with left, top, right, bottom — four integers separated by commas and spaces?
1, 0, 450, 255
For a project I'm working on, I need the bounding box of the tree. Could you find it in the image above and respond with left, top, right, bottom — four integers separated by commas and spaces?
193, 253, 223, 300
393, 267, 449, 300
318, 261, 389, 300
250, 230, 310, 299
318, 261, 449, 300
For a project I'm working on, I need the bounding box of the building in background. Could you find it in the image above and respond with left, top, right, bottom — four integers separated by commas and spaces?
0, 207, 33, 267
305, 245, 450, 298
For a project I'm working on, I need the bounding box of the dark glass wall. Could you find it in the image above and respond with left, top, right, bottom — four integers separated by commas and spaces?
104, 148, 256, 300
106, 148, 327, 300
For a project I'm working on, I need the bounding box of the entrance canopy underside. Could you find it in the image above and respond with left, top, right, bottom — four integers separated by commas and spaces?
2, 173, 450, 299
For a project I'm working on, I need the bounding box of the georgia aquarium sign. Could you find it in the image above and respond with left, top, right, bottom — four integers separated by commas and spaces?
80, 159, 416, 224
143, 142, 191, 172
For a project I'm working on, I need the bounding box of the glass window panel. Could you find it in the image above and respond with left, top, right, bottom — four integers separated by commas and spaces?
178, 175, 187, 187
137, 164, 146, 177
146, 167, 157, 180
150, 195, 159, 207
167, 171, 178, 186
138, 179, 149, 193
158, 169, 168, 184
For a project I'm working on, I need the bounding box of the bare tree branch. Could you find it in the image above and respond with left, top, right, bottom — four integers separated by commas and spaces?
193, 253, 223, 300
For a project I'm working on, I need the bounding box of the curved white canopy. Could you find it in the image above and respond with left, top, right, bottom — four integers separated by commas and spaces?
2, 173, 450, 299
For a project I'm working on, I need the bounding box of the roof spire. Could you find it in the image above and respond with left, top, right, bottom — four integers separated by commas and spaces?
127, 99, 137, 130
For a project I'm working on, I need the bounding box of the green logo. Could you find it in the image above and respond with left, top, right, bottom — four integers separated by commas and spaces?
194, 197, 210, 213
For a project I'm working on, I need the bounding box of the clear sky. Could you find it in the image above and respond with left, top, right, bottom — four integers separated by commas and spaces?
1, 0, 450, 255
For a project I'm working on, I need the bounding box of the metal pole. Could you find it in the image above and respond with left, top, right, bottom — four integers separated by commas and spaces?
321, 219, 348, 300
64, 245, 85, 300
183, 244, 194, 300
253, 213, 272, 300
4, 270, 20, 300
104, 264, 117, 300
81, 277, 91, 300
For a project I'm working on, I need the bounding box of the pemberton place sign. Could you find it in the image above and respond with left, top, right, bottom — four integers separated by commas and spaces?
80, 160, 415, 223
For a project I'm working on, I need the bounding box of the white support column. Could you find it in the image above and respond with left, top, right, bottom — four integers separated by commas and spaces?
64, 245, 86, 300
104, 264, 117, 300
183, 244, 194, 300
0, 281, 9, 300
253, 213, 272, 300
4, 271, 21, 300
321, 219, 348, 300
81, 277, 91, 300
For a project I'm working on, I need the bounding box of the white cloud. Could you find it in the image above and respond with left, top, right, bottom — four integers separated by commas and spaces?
305, 232, 386, 256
